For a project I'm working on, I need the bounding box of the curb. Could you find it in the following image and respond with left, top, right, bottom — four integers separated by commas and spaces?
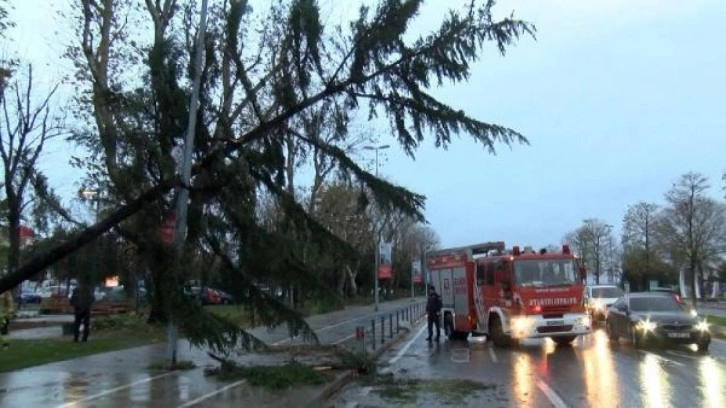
305, 315, 427, 408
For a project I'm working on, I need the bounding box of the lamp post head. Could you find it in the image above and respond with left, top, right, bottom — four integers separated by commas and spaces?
79, 188, 98, 200
363, 144, 390, 151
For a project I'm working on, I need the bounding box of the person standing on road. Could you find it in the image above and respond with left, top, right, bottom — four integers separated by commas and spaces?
1, 289, 14, 349
70, 283, 94, 342
426, 285, 442, 342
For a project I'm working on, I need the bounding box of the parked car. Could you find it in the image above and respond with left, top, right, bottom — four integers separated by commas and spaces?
215, 290, 235, 305
584, 285, 624, 321
15, 290, 42, 304
651, 286, 682, 303
605, 292, 710, 352
39, 285, 74, 299
189, 286, 221, 305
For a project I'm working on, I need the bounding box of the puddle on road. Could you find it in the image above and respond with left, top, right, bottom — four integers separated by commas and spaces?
354, 374, 504, 407
450, 348, 471, 363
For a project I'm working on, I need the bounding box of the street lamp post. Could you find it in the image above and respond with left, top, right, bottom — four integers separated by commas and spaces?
363, 144, 390, 312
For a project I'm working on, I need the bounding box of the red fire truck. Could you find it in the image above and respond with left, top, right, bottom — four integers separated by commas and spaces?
427, 241, 591, 347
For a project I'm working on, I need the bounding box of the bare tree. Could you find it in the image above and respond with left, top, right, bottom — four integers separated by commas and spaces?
622, 202, 659, 287
0, 64, 63, 279
657, 172, 726, 307
565, 218, 613, 284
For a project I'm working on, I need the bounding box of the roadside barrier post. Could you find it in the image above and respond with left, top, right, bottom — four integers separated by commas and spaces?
355, 326, 366, 357
371, 319, 376, 350
389, 313, 393, 338
381, 316, 385, 345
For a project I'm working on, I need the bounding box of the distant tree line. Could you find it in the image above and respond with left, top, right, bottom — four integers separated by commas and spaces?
565, 171, 726, 306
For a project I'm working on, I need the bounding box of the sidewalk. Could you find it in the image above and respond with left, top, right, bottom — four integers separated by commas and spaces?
0, 298, 425, 408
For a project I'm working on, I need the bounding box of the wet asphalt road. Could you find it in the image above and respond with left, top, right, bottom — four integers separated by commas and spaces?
0, 298, 425, 407
329, 323, 726, 408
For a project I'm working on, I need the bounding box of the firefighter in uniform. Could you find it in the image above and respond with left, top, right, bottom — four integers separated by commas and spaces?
1, 288, 15, 349
426, 284, 442, 342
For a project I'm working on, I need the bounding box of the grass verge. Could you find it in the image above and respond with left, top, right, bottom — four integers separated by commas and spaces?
1, 313, 164, 372
703, 314, 726, 327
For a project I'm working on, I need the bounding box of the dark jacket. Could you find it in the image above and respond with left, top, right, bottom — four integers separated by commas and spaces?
426, 291, 442, 315
70, 286, 94, 313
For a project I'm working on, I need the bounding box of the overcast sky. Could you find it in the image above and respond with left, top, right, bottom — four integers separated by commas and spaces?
7, 0, 726, 248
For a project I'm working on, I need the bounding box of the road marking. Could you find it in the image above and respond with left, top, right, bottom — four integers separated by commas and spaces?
333, 333, 356, 345
488, 346, 498, 363
55, 372, 176, 408
666, 350, 697, 360
638, 351, 685, 367
536, 380, 568, 408
177, 379, 247, 407
388, 324, 427, 365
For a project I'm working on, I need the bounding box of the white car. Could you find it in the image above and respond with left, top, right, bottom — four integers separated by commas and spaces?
584, 285, 624, 321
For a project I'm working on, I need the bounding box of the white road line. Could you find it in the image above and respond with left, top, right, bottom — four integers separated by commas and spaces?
488, 346, 498, 363
55, 372, 176, 408
638, 350, 685, 367
536, 380, 568, 408
177, 379, 247, 408
666, 350, 697, 360
333, 333, 356, 345
388, 324, 427, 365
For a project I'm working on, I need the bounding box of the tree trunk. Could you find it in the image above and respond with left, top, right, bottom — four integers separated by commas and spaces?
336, 267, 346, 297
346, 264, 358, 296
690, 259, 698, 309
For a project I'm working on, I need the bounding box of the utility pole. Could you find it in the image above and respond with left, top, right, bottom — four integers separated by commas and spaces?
166, 0, 209, 366
364, 144, 390, 312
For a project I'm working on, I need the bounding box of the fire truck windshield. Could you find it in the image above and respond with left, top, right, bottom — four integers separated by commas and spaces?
513, 259, 578, 287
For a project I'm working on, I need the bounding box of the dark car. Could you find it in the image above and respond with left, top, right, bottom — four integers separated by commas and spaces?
16, 290, 42, 304
215, 290, 235, 305
651, 286, 682, 303
605, 292, 710, 352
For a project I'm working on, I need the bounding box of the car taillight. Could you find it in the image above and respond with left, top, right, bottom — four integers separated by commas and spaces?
675, 294, 681, 303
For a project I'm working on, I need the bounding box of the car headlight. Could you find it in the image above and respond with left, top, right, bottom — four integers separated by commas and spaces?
510, 316, 534, 333
637, 320, 656, 332
591, 300, 604, 311
695, 321, 710, 332
576, 316, 591, 327
690, 309, 698, 317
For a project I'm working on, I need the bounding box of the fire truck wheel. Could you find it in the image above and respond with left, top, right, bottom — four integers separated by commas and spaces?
488, 315, 514, 348
443, 314, 454, 337
552, 335, 577, 346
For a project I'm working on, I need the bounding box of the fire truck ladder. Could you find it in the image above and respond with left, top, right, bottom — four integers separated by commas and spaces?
429, 241, 505, 333
428, 241, 506, 258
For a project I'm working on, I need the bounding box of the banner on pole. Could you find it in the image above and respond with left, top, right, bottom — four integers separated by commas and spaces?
412, 260, 422, 284
378, 242, 392, 279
